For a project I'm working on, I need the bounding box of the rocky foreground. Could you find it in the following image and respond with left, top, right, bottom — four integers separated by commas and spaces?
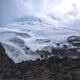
0, 35, 80, 80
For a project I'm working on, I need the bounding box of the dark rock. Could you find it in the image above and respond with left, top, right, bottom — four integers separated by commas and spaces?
16, 32, 30, 38
67, 35, 80, 47
36, 39, 50, 43
0, 43, 14, 65
0, 43, 80, 80
9, 37, 25, 47
52, 48, 67, 57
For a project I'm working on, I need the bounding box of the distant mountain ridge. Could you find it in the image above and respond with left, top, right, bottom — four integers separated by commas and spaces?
14, 15, 43, 24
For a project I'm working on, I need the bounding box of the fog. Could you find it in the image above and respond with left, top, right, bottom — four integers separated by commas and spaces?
0, 0, 80, 25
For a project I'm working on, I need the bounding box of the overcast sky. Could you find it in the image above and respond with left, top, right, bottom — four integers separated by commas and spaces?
0, 0, 80, 25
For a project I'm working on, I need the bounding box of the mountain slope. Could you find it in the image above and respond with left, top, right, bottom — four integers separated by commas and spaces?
0, 44, 80, 80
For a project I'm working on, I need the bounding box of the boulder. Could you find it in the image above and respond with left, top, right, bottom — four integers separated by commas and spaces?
67, 36, 80, 47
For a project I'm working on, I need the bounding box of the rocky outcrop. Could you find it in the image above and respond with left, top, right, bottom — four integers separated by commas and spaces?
0, 43, 14, 65
0, 35, 80, 80
67, 35, 80, 47
0, 42, 80, 80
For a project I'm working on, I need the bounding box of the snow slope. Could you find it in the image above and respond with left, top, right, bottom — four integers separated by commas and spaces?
0, 15, 80, 63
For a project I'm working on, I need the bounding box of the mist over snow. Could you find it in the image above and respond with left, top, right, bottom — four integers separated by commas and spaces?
0, 0, 80, 63
0, 0, 80, 25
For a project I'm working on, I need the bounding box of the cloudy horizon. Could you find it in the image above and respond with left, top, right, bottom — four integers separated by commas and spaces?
0, 0, 80, 25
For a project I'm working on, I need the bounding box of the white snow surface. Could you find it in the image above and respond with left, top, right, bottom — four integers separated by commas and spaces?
0, 17, 80, 63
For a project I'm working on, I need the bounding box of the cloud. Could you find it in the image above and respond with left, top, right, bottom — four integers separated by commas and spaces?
0, 0, 80, 25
